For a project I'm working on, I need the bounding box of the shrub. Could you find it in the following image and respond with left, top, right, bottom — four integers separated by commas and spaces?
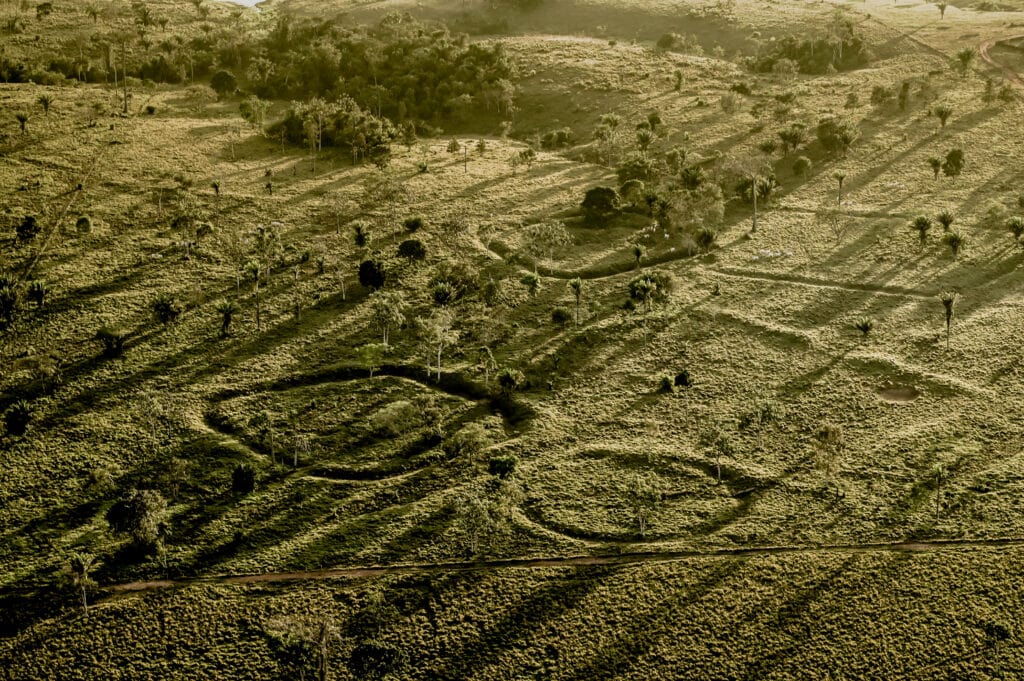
443, 422, 491, 458
488, 454, 518, 479
658, 375, 675, 393
581, 186, 620, 225
551, 306, 572, 327
26, 280, 47, 308
0, 283, 19, 327
447, 138, 461, 153
397, 239, 426, 261
358, 260, 387, 290
404, 216, 424, 233
792, 155, 812, 177
541, 127, 574, 149
152, 293, 182, 325
694, 227, 717, 254
432, 281, 456, 306
616, 155, 658, 185
75, 215, 92, 234
943, 230, 965, 256
232, 463, 256, 494
816, 117, 859, 156
942, 148, 964, 177
210, 69, 236, 96
16, 215, 40, 241
145, 105, 156, 115
95, 326, 128, 358
105, 488, 167, 546
4, 400, 32, 436
497, 367, 525, 396
370, 400, 420, 437
675, 370, 691, 387
854, 317, 874, 337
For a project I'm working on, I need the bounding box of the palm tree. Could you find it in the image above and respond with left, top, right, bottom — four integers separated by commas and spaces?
15, 113, 28, 134
215, 299, 239, 337
68, 552, 96, 619
244, 260, 261, 332
939, 291, 958, 350
833, 172, 846, 208
636, 128, 654, 156
928, 157, 942, 179
1008, 216, 1024, 243
631, 277, 657, 343
943, 230, 965, 257
152, 293, 181, 325
936, 210, 954, 232
854, 317, 874, 337
86, 3, 100, 22
632, 243, 644, 269
932, 104, 953, 128
568, 277, 583, 327
911, 216, 932, 249
37, 94, 53, 116
520, 271, 540, 297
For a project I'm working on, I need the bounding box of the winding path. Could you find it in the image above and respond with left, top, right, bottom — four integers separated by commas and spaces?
979, 35, 1024, 88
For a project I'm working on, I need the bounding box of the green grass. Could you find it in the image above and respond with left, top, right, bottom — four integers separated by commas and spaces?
5, 0, 1024, 676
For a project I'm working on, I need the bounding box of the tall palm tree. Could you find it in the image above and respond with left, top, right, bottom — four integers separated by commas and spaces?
939, 291, 958, 350
568, 277, 583, 327
911, 216, 932, 249
215, 299, 239, 337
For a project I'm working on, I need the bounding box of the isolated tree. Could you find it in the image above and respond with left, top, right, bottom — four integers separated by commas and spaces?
37, 94, 53, 116
911, 216, 932, 249
942, 148, 964, 178
939, 290, 959, 350
244, 259, 262, 329
568, 277, 583, 326
928, 157, 942, 180
936, 210, 955, 232
627, 473, 660, 538
419, 309, 458, 382
943, 230, 965, 257
369, 290, 407, 347
105, 488, 167, 547
67, 552, 97, 619
699, 425, 734, 484
937, 1, 947, 18
814, 422, 845, 500
15, 113, 28, 134
207, 300, 235, 340
854, 317, 874, 338
1008, 216, 1024, 243
932, 104, 953, 129
152, 293, 182, 326
629, 276, 657, 343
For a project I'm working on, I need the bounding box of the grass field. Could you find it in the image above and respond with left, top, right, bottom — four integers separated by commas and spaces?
4, 0, 1024, 677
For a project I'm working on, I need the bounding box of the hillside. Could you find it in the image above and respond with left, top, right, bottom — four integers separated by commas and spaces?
2, 0, 1024, 678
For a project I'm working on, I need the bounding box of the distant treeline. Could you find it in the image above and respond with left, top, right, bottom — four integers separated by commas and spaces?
2, 11, 516, 128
